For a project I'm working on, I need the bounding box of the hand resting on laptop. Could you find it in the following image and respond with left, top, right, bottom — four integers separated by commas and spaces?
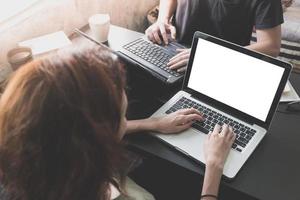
145, 21, 191, 73
202, 124, 236, 198
154, 108, 203, 134
128, 107, 235, 198
126, 108, 203, 134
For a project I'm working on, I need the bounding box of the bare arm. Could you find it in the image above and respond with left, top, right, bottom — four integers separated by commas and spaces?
168, 25, 282, 72
246, 25, 281, 57
200, 125, 235, 200
126, 108, 203, 135
157, 0, 177, 23
201, 164, 223, 199
146, 0, 177, 44
126, 118, 158, 134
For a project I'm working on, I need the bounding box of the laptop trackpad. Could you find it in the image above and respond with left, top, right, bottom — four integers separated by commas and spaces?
155, 129, 206, 162
162, 41, 186, 55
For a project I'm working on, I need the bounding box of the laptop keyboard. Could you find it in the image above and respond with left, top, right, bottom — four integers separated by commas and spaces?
165, 97, 257, 152
123, 38, 181, 77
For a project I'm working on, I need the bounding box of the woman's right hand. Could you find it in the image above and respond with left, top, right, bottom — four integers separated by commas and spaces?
204, 124, 236, 170
145, 21, 176, 45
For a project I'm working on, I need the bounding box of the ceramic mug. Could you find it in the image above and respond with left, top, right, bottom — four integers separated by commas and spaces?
88, 14, 110, 43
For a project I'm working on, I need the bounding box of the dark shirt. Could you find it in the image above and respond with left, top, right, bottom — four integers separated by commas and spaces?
174, 0, 284, 46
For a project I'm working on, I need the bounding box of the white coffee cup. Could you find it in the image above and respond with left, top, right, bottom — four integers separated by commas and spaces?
88, 14, 110, 43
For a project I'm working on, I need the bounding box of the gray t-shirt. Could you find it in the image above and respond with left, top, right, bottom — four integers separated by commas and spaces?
174, 0, 284, 46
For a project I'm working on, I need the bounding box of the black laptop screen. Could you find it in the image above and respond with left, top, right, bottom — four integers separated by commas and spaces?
187, 38, 285, 122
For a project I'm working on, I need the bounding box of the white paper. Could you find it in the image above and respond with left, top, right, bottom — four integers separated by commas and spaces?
281, 81, 300, 102
19, 31, 72, 55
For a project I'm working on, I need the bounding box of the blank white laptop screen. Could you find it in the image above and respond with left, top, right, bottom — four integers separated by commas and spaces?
188, 39, 285, 122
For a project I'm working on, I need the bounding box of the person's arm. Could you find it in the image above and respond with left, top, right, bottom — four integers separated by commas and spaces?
158, 0, 177, 23
201, 164, 223, 199
146, 0, 177, 44
246, 25, 281, 57
126, 108, 203, 134
168, 25, 282, 72
126, 118, 159, 134
200, 125, 235, 200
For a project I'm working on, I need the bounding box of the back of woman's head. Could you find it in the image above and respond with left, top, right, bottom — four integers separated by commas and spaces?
0, 45, 126, 200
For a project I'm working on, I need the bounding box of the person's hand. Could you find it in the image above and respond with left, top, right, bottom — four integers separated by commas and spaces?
204, 124, 236, 170
145, 21, 176, 45
167, 48, 191, 73
154, 108, 203, 134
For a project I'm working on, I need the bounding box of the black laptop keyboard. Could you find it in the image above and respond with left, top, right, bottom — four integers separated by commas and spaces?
123, 38, 181, 77
165, 97, 257, 152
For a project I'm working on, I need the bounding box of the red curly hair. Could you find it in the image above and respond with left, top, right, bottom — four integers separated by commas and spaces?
0, 45, 126, 200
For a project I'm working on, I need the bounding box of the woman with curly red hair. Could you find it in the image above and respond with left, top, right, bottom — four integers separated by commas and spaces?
0, 45, 234, 200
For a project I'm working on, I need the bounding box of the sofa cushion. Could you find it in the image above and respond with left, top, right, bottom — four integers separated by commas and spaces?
105, 0, 158, 32
282, 5, 300, 43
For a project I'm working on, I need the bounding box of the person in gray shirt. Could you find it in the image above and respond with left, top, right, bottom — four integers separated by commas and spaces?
146, 0, 283, 72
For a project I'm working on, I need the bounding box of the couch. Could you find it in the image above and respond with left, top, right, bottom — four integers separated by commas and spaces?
0, 0, 158, 82
0, 0, 158, 75
280, 2, 300, 72
1, 0, 299, 80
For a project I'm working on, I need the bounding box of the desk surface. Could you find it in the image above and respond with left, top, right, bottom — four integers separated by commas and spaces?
75, 25, 300, 200
128, 73, 300, 200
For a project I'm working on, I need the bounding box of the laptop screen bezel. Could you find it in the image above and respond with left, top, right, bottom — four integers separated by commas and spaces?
182, 31, 292, 129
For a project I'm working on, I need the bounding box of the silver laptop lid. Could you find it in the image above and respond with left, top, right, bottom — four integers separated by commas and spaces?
183, 32, 292, 129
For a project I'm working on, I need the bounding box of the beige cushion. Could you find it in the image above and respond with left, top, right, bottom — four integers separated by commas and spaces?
0, 0, 158, 65
282, 6, 300, 42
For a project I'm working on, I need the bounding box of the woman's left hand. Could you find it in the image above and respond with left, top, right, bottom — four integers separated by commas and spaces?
153, 108, 204, 134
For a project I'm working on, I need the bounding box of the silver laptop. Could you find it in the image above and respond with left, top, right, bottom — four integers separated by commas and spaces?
151, 31, 292, 179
